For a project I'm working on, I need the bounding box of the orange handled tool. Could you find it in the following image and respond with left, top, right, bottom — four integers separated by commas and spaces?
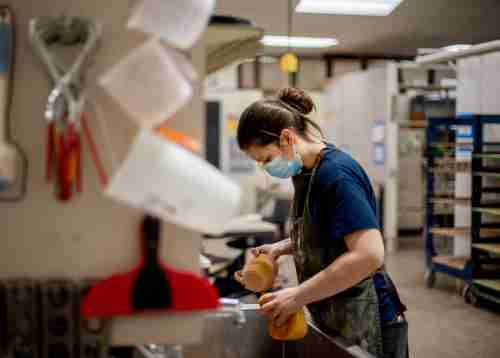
81, 113, 108, 187
45, 121, 55, 182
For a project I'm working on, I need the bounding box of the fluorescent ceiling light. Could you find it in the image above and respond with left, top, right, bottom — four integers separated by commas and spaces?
442, 44, 472, 52
296, 0, 404, 16
417, 48, 440, 55
261, 35, 338, 48
260, 56, 279, 63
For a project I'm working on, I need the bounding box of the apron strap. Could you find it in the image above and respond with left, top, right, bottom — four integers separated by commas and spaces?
381, 271, 407, 315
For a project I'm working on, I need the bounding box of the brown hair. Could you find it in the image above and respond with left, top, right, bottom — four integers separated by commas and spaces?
237, 87, 324, 150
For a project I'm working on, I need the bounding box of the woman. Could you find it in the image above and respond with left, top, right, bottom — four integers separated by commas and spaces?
235, 88, 408, 358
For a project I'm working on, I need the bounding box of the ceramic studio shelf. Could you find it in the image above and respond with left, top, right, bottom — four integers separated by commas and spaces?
432, 255, 469, 270
431, 227, 500, 238
472, 244, 500, 255
473, 207, 500, 216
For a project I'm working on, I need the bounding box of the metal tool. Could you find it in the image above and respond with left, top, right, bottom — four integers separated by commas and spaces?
0, 7, 28, 202
219, 297, 261, 311
30, 16, 106, 201
0, 7, 17, 192
30, 16, 101, 115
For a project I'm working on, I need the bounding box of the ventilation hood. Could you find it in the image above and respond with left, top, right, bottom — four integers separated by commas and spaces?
205, 15, 264, 74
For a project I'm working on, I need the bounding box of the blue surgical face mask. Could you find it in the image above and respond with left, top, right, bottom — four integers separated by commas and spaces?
262, 144, 303, 178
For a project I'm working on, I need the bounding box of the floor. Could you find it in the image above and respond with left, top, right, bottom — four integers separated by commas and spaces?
386, 237, 500, 358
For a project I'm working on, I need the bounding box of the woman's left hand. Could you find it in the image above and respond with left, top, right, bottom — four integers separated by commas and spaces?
258, 287, 304, 327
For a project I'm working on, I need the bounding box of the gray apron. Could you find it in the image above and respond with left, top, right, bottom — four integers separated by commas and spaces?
291, 159, 384, 357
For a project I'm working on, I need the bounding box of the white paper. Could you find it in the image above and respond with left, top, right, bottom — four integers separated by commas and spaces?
99, 39, 193, 128
164, 44, 198, 82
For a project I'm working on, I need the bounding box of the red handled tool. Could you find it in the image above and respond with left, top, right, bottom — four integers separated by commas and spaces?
81, 215, 219, 318
31, 16, 105, 201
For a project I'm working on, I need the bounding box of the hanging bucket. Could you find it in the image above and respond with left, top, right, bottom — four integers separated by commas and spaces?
106, 128, 242, 235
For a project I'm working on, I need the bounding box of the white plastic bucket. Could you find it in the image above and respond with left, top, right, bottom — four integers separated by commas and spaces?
99, 39, 193, 128
127, 0, 215, 50
106, 128, 242, 235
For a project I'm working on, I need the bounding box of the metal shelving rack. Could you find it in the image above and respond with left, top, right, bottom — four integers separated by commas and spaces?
424, 116, 477, 288
465, 115, 500, 306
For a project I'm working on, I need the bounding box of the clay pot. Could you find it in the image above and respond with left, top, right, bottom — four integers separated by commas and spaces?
268, 309, 308, 341
241, 254, 277, 292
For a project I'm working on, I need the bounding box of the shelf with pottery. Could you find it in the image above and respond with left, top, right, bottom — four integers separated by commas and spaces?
430, 227, 500, 238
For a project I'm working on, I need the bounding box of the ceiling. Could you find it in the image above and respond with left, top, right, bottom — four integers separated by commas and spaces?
214, 0, 500, 57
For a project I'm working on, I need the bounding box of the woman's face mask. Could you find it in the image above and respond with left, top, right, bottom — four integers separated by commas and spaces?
261, 144, 303, 178
248, 130, 303, 179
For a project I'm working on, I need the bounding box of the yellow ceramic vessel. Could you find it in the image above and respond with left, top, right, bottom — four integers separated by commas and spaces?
259, 294, 308, 341
242, 254, 277, 292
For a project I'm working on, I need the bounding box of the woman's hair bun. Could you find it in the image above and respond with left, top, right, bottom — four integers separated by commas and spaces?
277, 87, 315, 115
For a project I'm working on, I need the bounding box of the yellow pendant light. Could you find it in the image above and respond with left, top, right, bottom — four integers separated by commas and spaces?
280, 0, 298, 74
280, 52, 298, 73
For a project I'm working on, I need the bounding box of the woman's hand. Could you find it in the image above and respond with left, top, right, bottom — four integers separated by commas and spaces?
234, 239, 292, 286
251, 238, 292, 261
251, 243, 282, 261
234, 242, 281, 285
258, 287, 304, 327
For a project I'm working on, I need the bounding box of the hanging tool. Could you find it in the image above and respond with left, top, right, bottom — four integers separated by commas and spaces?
81, 215, 219, 318
0, 7, 28, 201
30, 16, 106, 201
0, 7, 17, 191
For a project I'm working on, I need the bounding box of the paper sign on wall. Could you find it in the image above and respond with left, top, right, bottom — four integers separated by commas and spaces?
372, 120, 385, 166
227, 114, 255, 174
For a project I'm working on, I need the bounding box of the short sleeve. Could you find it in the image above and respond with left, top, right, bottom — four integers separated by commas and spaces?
322, 176, 379, 240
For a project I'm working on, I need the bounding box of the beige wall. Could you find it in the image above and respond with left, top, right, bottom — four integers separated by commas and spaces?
322, 65, 390, 185
0, 0, 208, 345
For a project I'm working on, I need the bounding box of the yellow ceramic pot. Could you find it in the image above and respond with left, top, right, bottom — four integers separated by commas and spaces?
268, 309, 308, 341
242, 254, 277, 292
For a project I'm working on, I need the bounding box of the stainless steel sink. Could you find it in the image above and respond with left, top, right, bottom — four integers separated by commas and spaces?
181, 310, 372, 358
136, 300, 373, 358
183, 311, 278, 358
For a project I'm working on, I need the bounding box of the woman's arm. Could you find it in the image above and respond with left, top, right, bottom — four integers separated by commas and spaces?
296, 228, 384, 306
259, 228, 384, 326
275, 238, 293, 257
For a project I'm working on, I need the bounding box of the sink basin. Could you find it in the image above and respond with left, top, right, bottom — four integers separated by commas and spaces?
180, 311, 372, 358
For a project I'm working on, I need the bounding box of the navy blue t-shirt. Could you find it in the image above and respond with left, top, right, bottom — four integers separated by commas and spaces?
300, 144, 396, 323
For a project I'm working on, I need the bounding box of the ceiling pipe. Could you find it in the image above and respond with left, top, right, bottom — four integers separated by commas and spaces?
416, 39, 500, 64
323, 53, 413, 61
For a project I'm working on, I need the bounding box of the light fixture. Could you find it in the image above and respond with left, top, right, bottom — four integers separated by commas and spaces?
261, 35, 338, 48
280, 0, 299, 74
442, 44, 472, 52
280, 0, 297, 74
280, 53, 299, 73
260, 56, 278, 64
296, 0, 405, 16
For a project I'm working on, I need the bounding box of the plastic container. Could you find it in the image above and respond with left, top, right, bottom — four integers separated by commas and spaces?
106, 128, 242, 234
166, 46, 198, 82
99, 39, 193, 128
241, 254, 277, 293
127, 0, 215, 50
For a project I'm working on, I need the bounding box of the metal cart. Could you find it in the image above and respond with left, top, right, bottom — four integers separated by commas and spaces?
424, 116, 477, 289
464, 115, 500, 307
